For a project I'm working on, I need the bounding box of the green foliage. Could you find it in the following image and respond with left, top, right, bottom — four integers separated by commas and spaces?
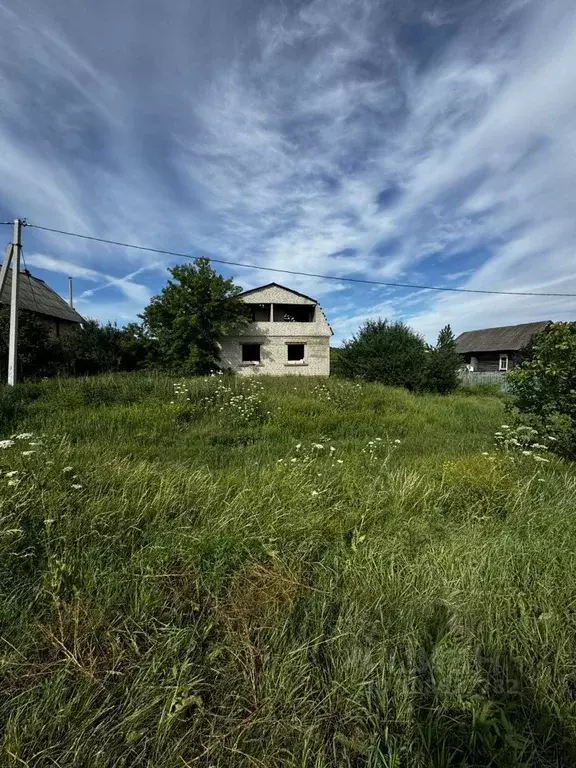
141, 258, 248, 374
508, 322, 576, 456
337, 318, 427, 390
0, 306, 63, 379
61, 320, 159, 375
1, 374, 576, 765
425, 324, 462, 394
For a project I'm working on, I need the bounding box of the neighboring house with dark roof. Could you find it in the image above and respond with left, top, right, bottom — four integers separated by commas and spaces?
219, 283, 333, 375
455, 321, 551, 373
0, 269, 84, 335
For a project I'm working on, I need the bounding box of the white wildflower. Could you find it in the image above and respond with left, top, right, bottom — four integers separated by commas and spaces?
15, 433, 33, 440
547, 436, 558, 441
311, 490, 319, 496
330, 446, 336, 452
291, 458, 297, 462
0, 440, 14, 449
501, 425, 510, 429
5, 470, 18, 477
537, 478, 545, 482
295, 444, 301, 450
481, 452, 489, 456
21, 450, 35, 456
7, 479, 19, 486
533, 456, 550, 463
71, 484, 83, 490
312, 443, 324, 450
522, 450, 532, 456
394, 439, 402, 444
62, 466, 73, 473
336, 459, 344, 464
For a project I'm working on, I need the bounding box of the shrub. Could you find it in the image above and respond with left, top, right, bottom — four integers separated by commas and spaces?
337, 319, 427, 390
508, 322, 576, 457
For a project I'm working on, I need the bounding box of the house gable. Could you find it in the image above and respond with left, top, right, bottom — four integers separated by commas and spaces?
239, 282, 317, 306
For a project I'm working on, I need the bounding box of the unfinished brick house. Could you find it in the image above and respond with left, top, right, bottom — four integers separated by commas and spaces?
219, 283, 332, 376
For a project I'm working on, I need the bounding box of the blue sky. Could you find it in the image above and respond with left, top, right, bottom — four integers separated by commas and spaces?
1, 0, 576, 342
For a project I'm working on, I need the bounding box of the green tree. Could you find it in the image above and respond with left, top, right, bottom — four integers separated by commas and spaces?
425, 324, 462, 394
140, 258, 248, 373
338, 318, 427, 390
508, 322, 576, 455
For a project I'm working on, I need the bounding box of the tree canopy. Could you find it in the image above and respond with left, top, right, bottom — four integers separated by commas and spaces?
140, 258, 248, 373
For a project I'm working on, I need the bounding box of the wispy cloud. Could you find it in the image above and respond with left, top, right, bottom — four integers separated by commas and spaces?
0, 0, 575, 337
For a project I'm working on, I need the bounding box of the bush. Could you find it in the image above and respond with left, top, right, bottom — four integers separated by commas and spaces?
337, 319, 427, 390
508, 322, 576, 457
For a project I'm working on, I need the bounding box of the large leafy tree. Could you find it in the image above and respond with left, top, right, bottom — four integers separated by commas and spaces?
140, 258, 248, 373
425, 324, 461, 394
338, 318, 427, 390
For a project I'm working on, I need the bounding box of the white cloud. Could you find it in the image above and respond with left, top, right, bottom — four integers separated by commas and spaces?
0, 0, 575, 339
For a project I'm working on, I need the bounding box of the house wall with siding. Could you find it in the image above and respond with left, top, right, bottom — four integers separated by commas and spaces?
219, 284, 331, 376
462, 351, 521, 372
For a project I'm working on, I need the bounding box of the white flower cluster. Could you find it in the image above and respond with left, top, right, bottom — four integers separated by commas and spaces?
278, 441, 346, 496
0, 432, 83, 490
493, 424, 552, 464
362, 436, 401, 459
171, 377, 270, 425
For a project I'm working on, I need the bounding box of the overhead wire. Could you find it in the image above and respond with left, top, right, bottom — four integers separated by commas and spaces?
22, 221, 576, 298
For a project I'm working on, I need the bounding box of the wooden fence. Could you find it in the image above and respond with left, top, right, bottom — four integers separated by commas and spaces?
459, 371, 510, 392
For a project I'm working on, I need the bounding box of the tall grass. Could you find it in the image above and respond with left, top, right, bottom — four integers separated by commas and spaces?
0, 373, 575, 766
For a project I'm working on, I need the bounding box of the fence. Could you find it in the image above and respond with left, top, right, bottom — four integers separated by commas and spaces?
459, 371, 510, 392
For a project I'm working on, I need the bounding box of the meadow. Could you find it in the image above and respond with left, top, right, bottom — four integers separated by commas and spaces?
1, 373, 576, 766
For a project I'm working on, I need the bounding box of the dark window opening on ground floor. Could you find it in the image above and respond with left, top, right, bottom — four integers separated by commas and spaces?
242, 344, 261, 363
287, 343, 305, 361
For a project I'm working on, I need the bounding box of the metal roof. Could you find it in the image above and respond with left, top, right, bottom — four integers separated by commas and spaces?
455, 321, 551, 354
0, 269, 84, 324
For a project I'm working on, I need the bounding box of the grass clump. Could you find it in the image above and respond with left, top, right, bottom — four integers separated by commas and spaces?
0, 373, 575, 766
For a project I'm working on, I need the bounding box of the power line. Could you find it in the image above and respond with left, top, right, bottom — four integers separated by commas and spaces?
25, 221, 576, 298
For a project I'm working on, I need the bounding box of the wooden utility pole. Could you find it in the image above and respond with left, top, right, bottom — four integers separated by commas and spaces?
7, 219, 21, 386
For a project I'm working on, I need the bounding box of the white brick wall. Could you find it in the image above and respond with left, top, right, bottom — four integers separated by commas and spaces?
219, 283, 332, 376
219, 336, 330, 376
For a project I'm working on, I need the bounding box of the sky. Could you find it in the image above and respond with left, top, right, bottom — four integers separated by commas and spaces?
1, 0, 576, 343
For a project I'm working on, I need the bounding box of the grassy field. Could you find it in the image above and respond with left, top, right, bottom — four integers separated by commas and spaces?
1, 373, 576, 766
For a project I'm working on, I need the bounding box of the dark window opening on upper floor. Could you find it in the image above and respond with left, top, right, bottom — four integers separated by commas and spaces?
273, 304, 315, 322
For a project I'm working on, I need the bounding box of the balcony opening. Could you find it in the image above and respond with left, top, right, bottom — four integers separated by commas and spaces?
273, 304, 315, 322
248, 303, 271, 322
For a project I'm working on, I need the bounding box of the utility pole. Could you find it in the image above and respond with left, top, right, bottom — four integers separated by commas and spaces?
68, 276, 74, 309
7, 219, 22, 386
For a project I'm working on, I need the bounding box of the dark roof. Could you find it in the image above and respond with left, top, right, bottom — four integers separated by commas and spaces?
239, 282, 318, 304
455, 321, 551, 354
0, 269, 83, 324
